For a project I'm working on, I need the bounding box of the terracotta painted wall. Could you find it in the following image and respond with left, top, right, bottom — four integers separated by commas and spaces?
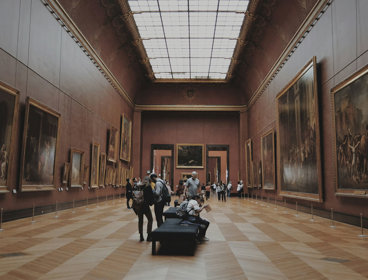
140, 111, 240, 189
245, 0, 368, 216
135, 83, 242, 106
0, 0, 132, 211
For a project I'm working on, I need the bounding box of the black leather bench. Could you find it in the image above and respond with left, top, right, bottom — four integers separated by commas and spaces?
150, 218, 199, 255
163, 207, 180, 220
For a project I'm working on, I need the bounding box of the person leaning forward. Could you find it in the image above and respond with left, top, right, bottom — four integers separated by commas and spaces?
186, 195, 210, 242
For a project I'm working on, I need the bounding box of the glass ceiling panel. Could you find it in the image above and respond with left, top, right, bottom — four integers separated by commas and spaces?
128, 0, 249, 80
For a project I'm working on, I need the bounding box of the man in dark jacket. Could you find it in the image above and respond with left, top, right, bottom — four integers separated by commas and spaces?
126, 178, 133, 209
137, 176, 154, 242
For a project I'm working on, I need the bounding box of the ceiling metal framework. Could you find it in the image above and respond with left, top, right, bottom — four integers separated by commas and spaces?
116, 0, 262, 83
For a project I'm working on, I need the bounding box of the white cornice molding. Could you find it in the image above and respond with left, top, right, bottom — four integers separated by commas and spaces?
42, 0, 134, 108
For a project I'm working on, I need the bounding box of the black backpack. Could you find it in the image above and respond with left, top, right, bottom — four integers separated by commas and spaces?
159, 179, 171, 203
131, 190, 144, 215
176, 200, 189, 218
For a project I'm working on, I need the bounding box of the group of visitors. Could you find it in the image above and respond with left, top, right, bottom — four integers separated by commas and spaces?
125, 171, 210, 243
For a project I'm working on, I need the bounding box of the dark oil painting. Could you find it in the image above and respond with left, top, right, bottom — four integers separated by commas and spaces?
276, 58, 322, 201
333, 66, 368, 194
0, 85, 17, 187
261, 131, 275, 190
22, 99, 59, 188
177, 144, 204, 168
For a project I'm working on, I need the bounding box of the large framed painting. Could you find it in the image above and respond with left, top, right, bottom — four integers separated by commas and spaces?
261, 130, 276, 190
0, 82, 19, 192
120, 114, 132, 162
245, 139, 253, 188
276, 57, 322, 201
69, 149, 84, 188
331, 64, 368, 197
107, 127, 118, 163
176, 144, 204, 168
90, 143, 100, 188
20, 98, 60, 192
99, 153, 106, 187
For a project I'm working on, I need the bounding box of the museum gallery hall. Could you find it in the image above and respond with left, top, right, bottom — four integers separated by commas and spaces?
0, 0, 368, 279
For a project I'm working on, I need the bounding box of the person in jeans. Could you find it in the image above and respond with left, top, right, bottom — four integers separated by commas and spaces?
137, 176, 154, 242
150, 173, 165, 227
186, 195, 210, 241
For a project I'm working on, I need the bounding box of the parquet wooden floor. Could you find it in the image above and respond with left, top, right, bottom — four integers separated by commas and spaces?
1, 196, 368, 279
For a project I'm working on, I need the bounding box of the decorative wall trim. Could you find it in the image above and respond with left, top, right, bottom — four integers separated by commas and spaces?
246, 0, 333, 110
135, 104, 247, 112
41, 0, 134, 107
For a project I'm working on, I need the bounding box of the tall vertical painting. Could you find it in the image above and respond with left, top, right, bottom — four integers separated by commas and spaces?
276, 57, 322, 201
99, 153, 106, 187
70, 149, 84, 188
332, 64, 368, 197
261, 130, 276, 190
0, 82, 18, 192
120, 115, 132, 162
90, 143, 100, 188
245, 139, 253, 188
107, 127, 118, 163
20, 98, 60, 191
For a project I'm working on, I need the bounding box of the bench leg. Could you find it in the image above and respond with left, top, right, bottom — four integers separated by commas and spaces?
152, 241, 156, 255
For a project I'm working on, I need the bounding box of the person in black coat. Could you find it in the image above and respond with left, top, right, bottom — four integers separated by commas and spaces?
126, 178, 133, 209
137, 176, 154, 242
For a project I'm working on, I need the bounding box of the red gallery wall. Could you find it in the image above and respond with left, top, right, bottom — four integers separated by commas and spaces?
140, 111, 240, 189
245, 0, 368, 216
0, 0, 133, 211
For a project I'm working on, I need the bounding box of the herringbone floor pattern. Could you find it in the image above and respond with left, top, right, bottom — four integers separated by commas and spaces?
0, 195, 367, 279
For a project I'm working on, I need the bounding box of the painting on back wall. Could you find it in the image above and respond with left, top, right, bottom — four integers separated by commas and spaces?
20, 98, 60, 191
276, 57, 322, 201
0, 82, 18, 191
332, 64, 368, 196
176, 144, 204, 168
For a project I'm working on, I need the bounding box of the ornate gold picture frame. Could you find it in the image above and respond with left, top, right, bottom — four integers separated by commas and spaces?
331, 64, 368, 197
0, 82, 19, 193
69, 149, 84, 188
176, 144, 204, 169
20, 97, 60, 192
276, 57, 322, 201
261, 130, 276, 190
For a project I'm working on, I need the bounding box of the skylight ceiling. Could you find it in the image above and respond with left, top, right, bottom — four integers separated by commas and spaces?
127, 0, 249, 80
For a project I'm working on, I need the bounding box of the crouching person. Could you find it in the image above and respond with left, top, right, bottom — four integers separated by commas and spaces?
186, 195, 210, 241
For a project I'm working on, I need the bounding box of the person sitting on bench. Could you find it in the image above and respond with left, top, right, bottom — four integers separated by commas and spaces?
186, 195, 210, 241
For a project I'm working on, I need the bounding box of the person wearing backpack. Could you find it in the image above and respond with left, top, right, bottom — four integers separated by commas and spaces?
150, 173, 168, 227
136, 176, 154, 242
